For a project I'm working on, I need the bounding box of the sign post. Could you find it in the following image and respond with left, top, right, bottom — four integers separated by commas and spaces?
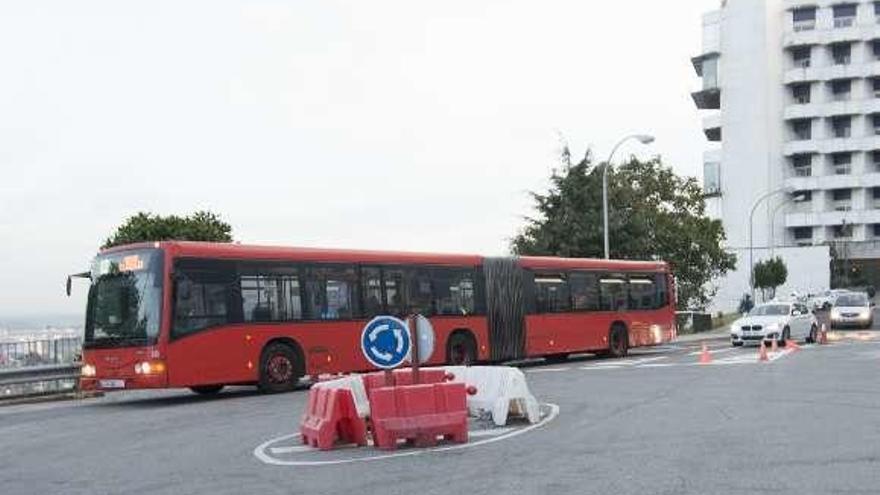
407, 314, 436, 386
410, 314, 421, 384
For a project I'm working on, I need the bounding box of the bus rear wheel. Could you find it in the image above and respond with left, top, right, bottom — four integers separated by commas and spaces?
446, 332, 477, 365
190, 385, 224, 395
258, 342, 301, 394
600, 324, 629, 358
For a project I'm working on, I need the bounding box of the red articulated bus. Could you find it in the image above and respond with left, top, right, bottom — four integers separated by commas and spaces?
78, 241, 676, 394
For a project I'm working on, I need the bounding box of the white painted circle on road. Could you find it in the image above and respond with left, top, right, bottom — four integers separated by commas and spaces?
253, 403, 559, 467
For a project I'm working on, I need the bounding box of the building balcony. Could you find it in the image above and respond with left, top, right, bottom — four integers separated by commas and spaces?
691, 87, 720, 110
784, 139, 821, 156
785, 209, 880, 228
784, 66, 823, 84
702, 114, 721, 141
784, 102, 823, 120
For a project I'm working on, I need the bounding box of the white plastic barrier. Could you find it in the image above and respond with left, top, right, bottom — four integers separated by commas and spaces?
311, 375, 370, 418
444, 366, 540, 426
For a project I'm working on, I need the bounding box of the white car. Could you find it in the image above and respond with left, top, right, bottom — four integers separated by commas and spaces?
730, 301, 819, 347
830, 292, 874, 329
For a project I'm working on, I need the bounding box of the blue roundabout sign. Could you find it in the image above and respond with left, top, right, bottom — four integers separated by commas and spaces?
361, 316, 411, 369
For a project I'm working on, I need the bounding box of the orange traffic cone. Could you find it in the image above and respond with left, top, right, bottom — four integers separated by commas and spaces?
771, 338, 778, 354
785, 339, 801, 352
757, 341, 769, 362
699, 343, 713, 365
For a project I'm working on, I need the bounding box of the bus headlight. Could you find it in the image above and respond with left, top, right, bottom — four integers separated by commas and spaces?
81, 364, 96, 377
134, 360, 166, 375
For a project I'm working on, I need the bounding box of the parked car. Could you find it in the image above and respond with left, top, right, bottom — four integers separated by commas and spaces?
810, 289, 851, 311
730, 301, 818, 347
830, 292, 875, 329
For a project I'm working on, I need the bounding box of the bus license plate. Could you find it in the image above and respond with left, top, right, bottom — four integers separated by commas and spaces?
99, 379, 125, 389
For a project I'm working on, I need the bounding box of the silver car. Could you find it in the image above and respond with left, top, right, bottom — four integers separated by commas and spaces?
830, 292, 874, 329
730, 301, 819, 346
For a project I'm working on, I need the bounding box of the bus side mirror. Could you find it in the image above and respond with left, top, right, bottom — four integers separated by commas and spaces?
66, 271, 91, 297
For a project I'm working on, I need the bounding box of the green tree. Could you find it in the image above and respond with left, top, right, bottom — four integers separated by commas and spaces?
753, 257, 788, 301
511, 150, 736, 310
102, 211, 233, 249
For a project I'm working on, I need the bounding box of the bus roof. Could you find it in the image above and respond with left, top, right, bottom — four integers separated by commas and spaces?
101, 241, 668, 272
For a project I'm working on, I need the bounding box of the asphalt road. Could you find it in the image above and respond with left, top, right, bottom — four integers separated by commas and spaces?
2, 332, 880, 495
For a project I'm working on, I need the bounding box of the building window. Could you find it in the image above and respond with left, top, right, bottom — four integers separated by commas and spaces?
833, 4, 857, 28
792, 119, 812, 140
793, 227, 813, 240
831, 116, 852, 138
792, 154, 812, 177
833, 152, 852, 174
794, 190, 813, 203
873, 115, 880, 135
702, 57, 719, 90
873, 40, 880, 62
792, 83, 811, 104
833, 188, 853, 211
792, 46, 811, 68
831, 79, 852, 101
875, 2, 880, 21
873, 224, 880, 237
834, 224, 853, 238
703, 162, 721, 196
793, 7, 817, 31
873, 150, 880, 172
873, 187, 880, 209
832, 43, 852, 65
873, 78, 880, 98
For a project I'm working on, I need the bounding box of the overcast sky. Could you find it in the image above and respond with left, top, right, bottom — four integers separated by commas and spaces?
0, 0, 717, 319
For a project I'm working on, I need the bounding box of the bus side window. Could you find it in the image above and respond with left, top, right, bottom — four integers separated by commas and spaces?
534, 274, 570, 313
432, 268, 475, 316
655, 273, 669, 308
305, 265, 358, 320
405, 268, 434, 316
383, 268, 406, 316
628, 275, 656, 310
569, 271, 600, 311
599, 275, 627, 311
172, 269, 234, 337
360, 267, 383, 318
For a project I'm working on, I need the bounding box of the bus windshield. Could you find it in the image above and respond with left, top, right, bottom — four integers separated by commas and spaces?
84, 248, 164, 348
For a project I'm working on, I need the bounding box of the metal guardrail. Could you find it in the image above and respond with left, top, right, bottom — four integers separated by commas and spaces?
0, 337, 82, 400
0, 364, 80, 387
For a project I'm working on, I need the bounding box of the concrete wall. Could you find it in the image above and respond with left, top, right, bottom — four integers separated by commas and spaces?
708, 244, 831, 313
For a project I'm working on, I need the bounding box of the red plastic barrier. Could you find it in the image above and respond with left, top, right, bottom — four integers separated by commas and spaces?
362, 368, 450, 401
300, 387, 368, 451
369, 382, 468, 450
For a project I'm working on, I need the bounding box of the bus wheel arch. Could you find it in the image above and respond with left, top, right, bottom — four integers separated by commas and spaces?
446, 329, 478, 365
257, 338, 304, 393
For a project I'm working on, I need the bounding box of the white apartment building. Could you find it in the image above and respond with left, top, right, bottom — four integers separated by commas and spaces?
688, 0, 880, 310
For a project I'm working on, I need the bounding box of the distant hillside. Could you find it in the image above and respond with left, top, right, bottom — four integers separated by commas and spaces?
0, 314, 84, 330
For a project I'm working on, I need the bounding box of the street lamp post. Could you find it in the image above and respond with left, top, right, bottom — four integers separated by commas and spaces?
749, 186, 796, 299
769, 192, 808, 257
602, 134, 655, 259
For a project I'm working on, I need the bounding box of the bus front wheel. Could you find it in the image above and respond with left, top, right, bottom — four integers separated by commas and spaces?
258, 342, 301, 394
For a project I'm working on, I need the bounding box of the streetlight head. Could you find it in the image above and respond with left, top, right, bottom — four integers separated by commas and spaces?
635, 134, 655, 145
